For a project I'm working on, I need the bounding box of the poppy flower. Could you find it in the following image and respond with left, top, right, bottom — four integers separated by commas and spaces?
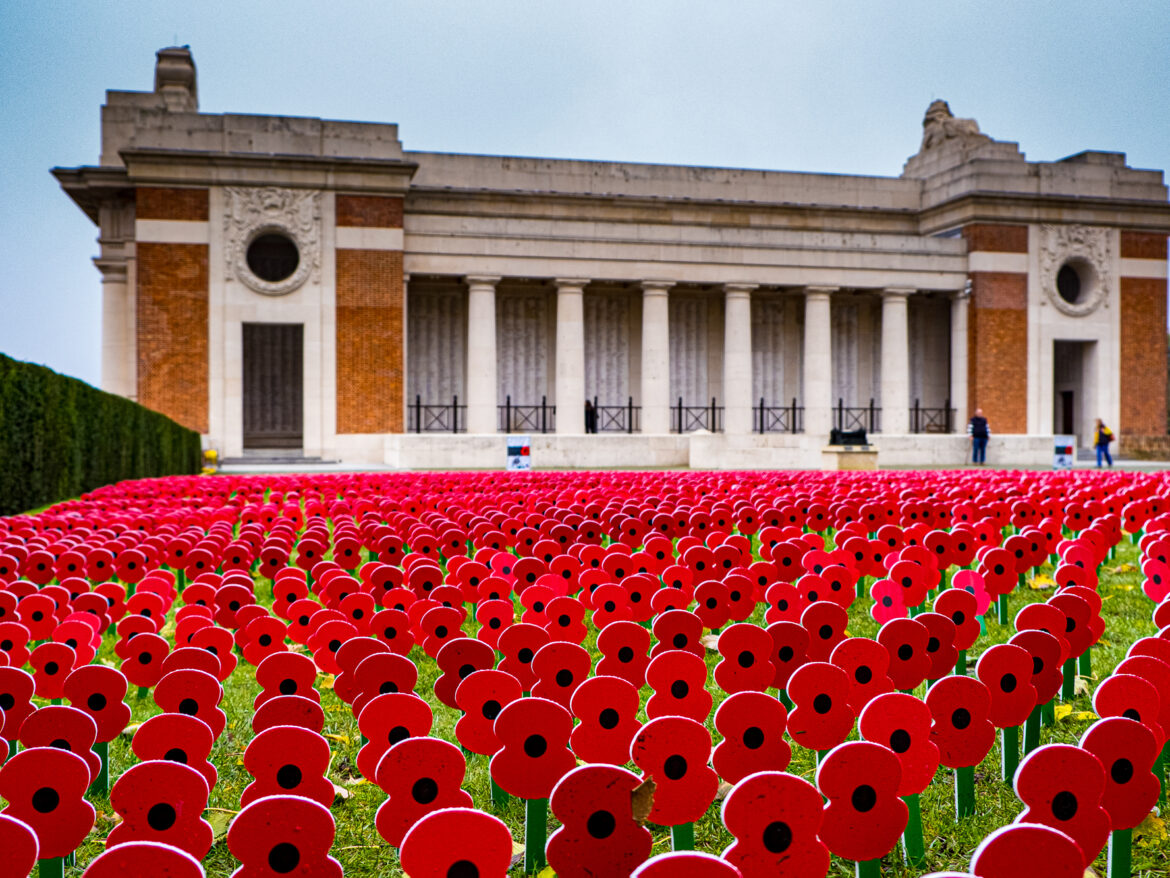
646, 649, 713, 723
18, 704, 101, 783
720, 770, 829, 878
785, 661, 855, 753
712, 692, 791, 785
251, 695, 326, 735
763, 582, 802, 625
187, 625, 237, 681
490, 696, 576, 800
475, 599, 514, 650
916, 612, 959, 681
932, 588, 980, 651
968, 823, 1085, 878
130, 713, 218, 791
829, 637, 895, 713
154, 669, 226, 740
650, 610, 705, 659
0, 746, 95, 858
240, 616, 289, 668
975, 644, 1037, 730
1078, 716, 1160, 831
374, 737, 474, 846
1091, 673, 1165, 748
0, 622, 32, 671
568, 674, 641, 766
1007, 630, 1064, 707
547, 764, 653, 878
766, 620, 809, 692
434, 637, 496, 710
1012, 743, 1110, 868
226, 794, 342, 878
595, 620, 651, 689
878, 617, 933, 692
497, 623, 550, 692
926, 675, 996, 768
713, 623, 777, 694
399, 807, 513, 878
30, 642, 76, 701
356, 693, 434, 781
454, 669, 522, 756
254, 651, 320, 710
800, 601, 848, 663
858, 692, 939, 796
630, 715, 719, 826
18, 593, 59, 641
816, 740, 908, 863
106, 760, 213, 858
369, 608, 415, 656
0, 667, 36, 744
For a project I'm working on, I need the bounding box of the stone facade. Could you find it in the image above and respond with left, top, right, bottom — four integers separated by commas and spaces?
54, 48, 1170, 468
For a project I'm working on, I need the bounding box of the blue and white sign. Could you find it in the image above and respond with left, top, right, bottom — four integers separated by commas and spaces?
506, 435, 531, 471
1053, 435, 1075, 470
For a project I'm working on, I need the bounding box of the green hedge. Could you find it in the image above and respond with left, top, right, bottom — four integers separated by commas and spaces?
0, 353, 202, 515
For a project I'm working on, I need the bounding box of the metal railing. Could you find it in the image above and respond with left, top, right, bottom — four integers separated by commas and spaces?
910, 399, 955, 434
754, 398, 804, 434
499, 395, 555, 433
409, 395, 467, 433
592, 396, 640, 433
673, 397, 723, 433
834, 398, 881, 434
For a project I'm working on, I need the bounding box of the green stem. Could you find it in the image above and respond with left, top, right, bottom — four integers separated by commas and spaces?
671, 822, 694, 851
955, 765, 975, 819
1108, 828, 1132, 878
8, 739, 18, 759
39, 859, 63, 878
490, 776, 509, 807
91, 740, 110, 796
50, 698, 61, 706
1041, 699, 1055, 726
1079, 648, 1092, 678
779, 690, 793, 711
978, 614, 987, 636
955, 649, 967, 677
1061, 658, 1076, 701
138, 686, 150, 700
1023, 706, 1041, 755
997, 593, 1008, 625
817, 749, 831, 765
1002, 725, 1020, 785
901, 792, 924, 866
524, 797, 548, 873
855, 859, 881, 878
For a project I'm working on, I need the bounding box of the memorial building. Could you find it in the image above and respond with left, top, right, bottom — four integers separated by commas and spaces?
55, 47, 1170, 468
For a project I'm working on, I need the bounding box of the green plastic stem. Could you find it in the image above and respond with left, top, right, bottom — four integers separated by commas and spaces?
955, 765, 975, 819
1061, 658, 1076, 701
671, 822, 695, 851
978, 614, 987, 636
1023, 706, 1041, 755
1079, 648, 1092, 678
779, 690, 793, 711
1155, 751, 1166, 808
524, 797, 548, 873
855, 859, 881, 878
490, 776, 510, 807
138, 686, 150, 700
997, 594, 1008, 625
955, 649, 967, 677
1041, 699, 1055, 726
817, 749, 831, 765
91, 740, 110, 796
901, 792, 925, 866
1001, 725, 1020, 785
7, 739, 17, 759
1108, 827, 1132, 878
39, 859, 63, 878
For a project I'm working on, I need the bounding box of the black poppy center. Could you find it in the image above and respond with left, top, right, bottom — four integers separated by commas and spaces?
763, 820, 793, 853
412, 777, 439, 804
147, 802, 177, 831
743, 726, 765, 750
268, 842, 300, 874
587, 809, 616, 839
1052, 790, 1078, 821
851, 784, 877, 813
524, 734, 547, 758
599, 708, 620, 730
663, 754, 688, 780
813, 693, 832, 714
277, 764, 302, 790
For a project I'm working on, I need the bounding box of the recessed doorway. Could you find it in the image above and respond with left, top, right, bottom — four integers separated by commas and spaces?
243, 323, 303, 449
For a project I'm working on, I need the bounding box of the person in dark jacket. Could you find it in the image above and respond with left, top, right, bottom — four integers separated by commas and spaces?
1094, 418, 1114, 467
584, 400, 598, 434
967, 408, 990, 464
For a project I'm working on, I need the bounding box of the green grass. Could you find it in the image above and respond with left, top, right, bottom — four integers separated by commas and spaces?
44, 536, 1170, 877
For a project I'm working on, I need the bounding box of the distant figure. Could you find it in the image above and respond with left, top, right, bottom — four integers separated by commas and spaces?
967, 408, 990, 465
1094, 418, 1114, 467
584, 400, 598, 434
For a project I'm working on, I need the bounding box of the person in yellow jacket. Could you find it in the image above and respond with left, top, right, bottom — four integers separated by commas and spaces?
1093, 419, 1114, 467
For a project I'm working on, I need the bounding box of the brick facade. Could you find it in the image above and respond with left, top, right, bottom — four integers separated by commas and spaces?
336, 249, 404, 433
1120, 231, 1168, 260
1120, 275, 1167, 437
967, 272, 1028, 434
136, 242, 209, 432
962, 224, 1028, 254
336, 195, 403, 229
136, 187, 209, 221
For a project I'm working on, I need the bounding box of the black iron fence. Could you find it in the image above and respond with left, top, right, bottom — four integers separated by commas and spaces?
910, 399, 955, 434
754, 398, 803, 434
673, 397, 723, 433
499, 395, 556, 433
834, 398, 881, 434
592, 396, 640, 433
409, 395, 467, 433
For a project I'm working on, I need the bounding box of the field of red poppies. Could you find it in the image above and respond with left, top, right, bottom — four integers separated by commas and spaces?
1, 469, 1169, 878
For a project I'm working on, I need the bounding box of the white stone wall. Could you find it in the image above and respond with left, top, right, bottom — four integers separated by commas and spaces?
496, 287, 554, 407
407, 284, 466, 405
831, 293, 881, 409
909, 294, 952, 410
751, 293, 803, 407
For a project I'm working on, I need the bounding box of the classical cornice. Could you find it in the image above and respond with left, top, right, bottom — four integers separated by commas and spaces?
919, 190, 1170, 236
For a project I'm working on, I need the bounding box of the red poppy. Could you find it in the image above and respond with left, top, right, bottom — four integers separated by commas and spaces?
106, 760, 213, 858
830, 637, 895, 713
859, 692, 939, 796
800, 601, 848, 663
18, 705, 101, 783
816, 740, 907, 862
130, 713, 218, 791
374, 737, 474, 846
369, 608, 415, 656
969, 824, 1085, 878
356, 693, 434, 781
714, 623, 777, 694
546, 763, 652, 878
650, 609, 705, 659
543, 595, 587, 645
226, 794, 342, 878
0, 746, 95, 858
720, 770, 828, 878
951, 569, 991, 617
399, 807, 513, 878
30, 641, 76, 701
595, 620, 651, 689
569, 674, 641, 766
693, 581, 732, 631
53, 619, 97, 666
1091, 673, 1165, 748
453, 669, 521, 755
926, 674, 996, 768
0, 622, 32, 671
251, 695, 326, 735
646, 649, 713, 723
490, 696, 576, 799
630, 715, 719, 826
916, 612, 958, 681
932, 588, 980, 651
241, 724, 334, 809
878, 617, 933, 692
1078, 717, 1159, 833
154, 669, 226, 740
712, 692, 790, 785
785, 661, 855, 753
474, 599, 514, 649
434, 637, 496, 710
1047, 592, 1093, 660
187, 625, 237, 681
1012, 743, 1110, 868
763, 582, 802, 625
254, 651, 320, 710
766, 620, 809, 692
0, 813, 38, 878
975, 643, 1037, 729
18, 593, 59, 641
1115, 655, 1170, 736
888, 559, 931, 610
1007, 630, 1064, 707
0, 667, 35, 744
631, 852, 743, 878
497, 623, 550, 692
161, 646, 221, 681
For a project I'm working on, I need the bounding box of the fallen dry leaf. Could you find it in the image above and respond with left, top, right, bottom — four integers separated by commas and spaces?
1054, 704, 1073, 722
323, 733, 350, 744
631, 777, 656, 825
319, 674, 336, 690
699, 633, 720, 651
715, 781, 734, 801
208, 810, 235, 842
332, 781, 352, 802
1073, 676, 1091, 697
1135, 810, 1167, 846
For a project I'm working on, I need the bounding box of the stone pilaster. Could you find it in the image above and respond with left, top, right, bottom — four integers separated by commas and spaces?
555, 278, 588, 433
95, 258, 136, 399
722, 284, 757, 434
465, 275, 501, 433
880, 288, 913, 434
802, 287, 836, 438
641, 280, 674, 433
950, 285, 970, 432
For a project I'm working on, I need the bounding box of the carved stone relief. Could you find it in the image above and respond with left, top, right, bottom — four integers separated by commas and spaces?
1038, 224, 1111, 317
224, 186, 321, 296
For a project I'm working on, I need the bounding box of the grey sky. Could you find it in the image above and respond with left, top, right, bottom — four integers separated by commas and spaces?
2, 1, 1167, 386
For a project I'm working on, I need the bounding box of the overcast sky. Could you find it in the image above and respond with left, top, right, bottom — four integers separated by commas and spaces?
2, 1, 1167, 386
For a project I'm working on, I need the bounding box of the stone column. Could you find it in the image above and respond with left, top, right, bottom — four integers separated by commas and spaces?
802, 287, 836, 438
880, 288, 913, 434
465, 275, 501, 433
641, 281, 674, 433
555, 278, 588, 433
950, 283, 970, 433
723, 284, 757, 434
96, 259, 135, 398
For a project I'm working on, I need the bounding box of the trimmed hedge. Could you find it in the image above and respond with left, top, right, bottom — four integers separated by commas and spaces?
0, 353, 202, 515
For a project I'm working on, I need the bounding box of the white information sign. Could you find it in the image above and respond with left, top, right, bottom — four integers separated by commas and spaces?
1053, 435, 1076, 470
506, 435, 531, 471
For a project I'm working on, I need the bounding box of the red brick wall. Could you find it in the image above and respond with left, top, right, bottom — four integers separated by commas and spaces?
335, 249, 404, 433
1120, 276, 1167, 437
1120, 231, 1168, 260
336, 195, 403, 228
136, 242, 209, 432
963, 224, 1028, 254
136, 187, 209, 222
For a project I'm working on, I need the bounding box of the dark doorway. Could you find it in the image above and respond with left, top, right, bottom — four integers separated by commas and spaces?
1059, 390, 1074, 435
243, 323, 303, 449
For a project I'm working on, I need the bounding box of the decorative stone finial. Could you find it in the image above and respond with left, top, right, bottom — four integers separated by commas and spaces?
154, 46, 198, 112
919, 100, 989, 151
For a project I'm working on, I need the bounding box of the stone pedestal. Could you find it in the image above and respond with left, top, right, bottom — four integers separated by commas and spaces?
821, 445, 879, 471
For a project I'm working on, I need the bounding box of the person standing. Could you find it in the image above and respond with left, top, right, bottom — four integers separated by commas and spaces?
1094, 418, 1114, 467
584, 399, 598, 434
967, 408, 990, 465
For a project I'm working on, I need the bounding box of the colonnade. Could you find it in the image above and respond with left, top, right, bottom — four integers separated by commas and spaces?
457, 276, 969, 436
